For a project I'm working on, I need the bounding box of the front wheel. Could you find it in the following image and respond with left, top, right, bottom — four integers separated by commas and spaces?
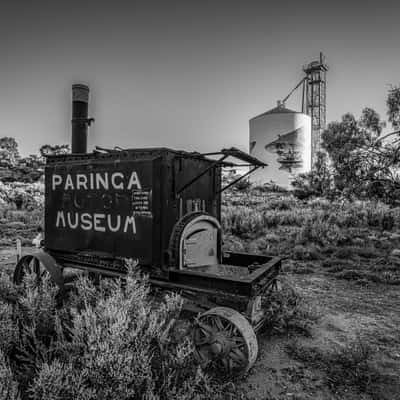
193, 306, 258, 376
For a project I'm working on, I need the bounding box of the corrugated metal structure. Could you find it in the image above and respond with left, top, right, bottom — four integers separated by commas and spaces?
303, 53, 328, 165
249, 102, 311, 188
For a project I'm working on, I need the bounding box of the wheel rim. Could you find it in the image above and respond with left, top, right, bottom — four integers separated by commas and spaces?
193, 307, 258, 376
14, 255, 50, 285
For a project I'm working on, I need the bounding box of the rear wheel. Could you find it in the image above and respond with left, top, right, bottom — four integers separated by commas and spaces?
14, 255, 50, 285
193, 306, 258, 376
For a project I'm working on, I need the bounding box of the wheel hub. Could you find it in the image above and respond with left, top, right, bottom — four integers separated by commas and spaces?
192, 307, 258, 376
207, 331, 233, 357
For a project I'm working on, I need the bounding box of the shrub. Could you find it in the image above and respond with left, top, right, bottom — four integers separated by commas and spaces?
333, 269, 400, 285
28, 361, 90, 400
0, 351, 20, 400
262, 280, 320, 337
0, 182, 44, 210
253, 182, 288, 193
264, 197, 296, 211
0, 302, 19, 356
297, 219, 349, 247
234, 178, 252, 192
291, 152, 333, 200
286, 335, 379, 393
0, 269, 241, 400
292, 244, 322, 261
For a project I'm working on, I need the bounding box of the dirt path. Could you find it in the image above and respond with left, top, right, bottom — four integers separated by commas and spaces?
241, 271, 400, 400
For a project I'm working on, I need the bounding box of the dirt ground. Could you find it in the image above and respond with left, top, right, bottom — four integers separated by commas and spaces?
2, 246, 399, 400
240, 263, 400, 400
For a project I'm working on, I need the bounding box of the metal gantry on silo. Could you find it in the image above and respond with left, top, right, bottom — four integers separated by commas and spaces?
249, 101, 312, 188
303, 53, 328, 165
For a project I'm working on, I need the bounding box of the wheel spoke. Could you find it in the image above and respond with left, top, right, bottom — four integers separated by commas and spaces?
17, 256, 50, 285
24, 260, 32, 274
194, 307, 258, 376
228, 357, 235, 373
33, 259, 41, 283
232, 336, 246, 347
196, 321, 214, 335
212, 316, 225, 331
229, 348, 247, 364
194, 326, 210, 345
33, 259, 40, 275
226, 324, 236, 338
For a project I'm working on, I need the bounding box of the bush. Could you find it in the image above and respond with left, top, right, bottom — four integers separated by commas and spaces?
252, 182, 288, 193
292, 244, 322, 261
0, 269, 240, 400
286, 335, 379, 393
0, 351, 20, 400
291, 152, 333, 200
0, 302, 19, 356
0, 182, 44, 210
262, 280, 320, 337
29, 361, 89, 400
297, 219, 349, 247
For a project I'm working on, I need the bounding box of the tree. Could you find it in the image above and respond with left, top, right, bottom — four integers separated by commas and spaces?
359, 107, 383, 136
291, 151, 333, 199
39, 144, 70, 157
0, 137, 19, 167
15, 154, 44, 183
321, 111, 379, 196
322, 86, 400, 204
387, 85, 400, 129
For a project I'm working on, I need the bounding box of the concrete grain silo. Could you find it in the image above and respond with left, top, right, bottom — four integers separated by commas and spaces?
249, 102, 311, 188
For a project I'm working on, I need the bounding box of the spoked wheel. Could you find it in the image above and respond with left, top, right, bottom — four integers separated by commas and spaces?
14, 255, 50, 285
193, 307, 258, 376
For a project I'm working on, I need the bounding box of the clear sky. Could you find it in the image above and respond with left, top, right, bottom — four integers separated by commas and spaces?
1, 0, 400, 156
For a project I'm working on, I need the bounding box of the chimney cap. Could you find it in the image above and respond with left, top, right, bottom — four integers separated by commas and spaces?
72, 84, 89, 103
72, 83, 89, 90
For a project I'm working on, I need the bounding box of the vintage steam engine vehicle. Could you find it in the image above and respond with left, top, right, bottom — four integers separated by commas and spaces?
13, 85, 281, 375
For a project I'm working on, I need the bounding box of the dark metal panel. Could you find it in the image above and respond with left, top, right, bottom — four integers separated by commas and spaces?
173, 156, 220, 219
222, 251, 273, 266
151, 156, 163, 270
45, 158, 158, 263
169, 253, 281, 297
169, 268, 253, 296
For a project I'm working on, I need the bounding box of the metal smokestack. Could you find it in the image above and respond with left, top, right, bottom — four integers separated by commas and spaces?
71, 84, 93, 154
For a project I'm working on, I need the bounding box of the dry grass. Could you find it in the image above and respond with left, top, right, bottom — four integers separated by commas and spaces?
285, 335, 384, 395
262, 280, 321, 337
0, 207, 43, 247
222, 190, 400, 285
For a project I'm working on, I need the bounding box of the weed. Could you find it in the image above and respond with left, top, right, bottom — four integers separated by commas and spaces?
0, 351, 20, 400
292, 244, 322, 261
262, 280, 320, 337
297, 219, 350, 247
334, 269, 400, 285
264, 197, 296, 211
286, 335, 380, 393
292, 264, 315, 275
0, 269, 242, 400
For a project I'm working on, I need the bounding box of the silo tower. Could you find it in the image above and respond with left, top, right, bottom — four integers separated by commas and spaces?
303, 52, 328, 164
249, 102, 311, 188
